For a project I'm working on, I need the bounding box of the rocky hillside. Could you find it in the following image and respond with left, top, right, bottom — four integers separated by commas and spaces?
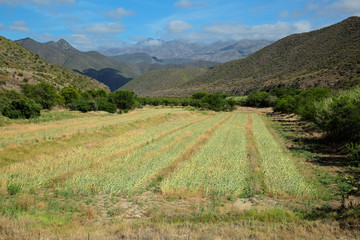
0, 36, 109, 92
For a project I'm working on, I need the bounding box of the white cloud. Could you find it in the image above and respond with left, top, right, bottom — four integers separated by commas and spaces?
77, 22, 126, 34
319, 0, 360, 15
104, 7, 134, 20
167, 20, 194, 33
0, 23, 5, 29
167, 20, 313, 42
174, 0, 197, 8
9, 21, 30, 33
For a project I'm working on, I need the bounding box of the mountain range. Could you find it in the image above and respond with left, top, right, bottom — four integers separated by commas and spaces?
17, 38, 259, 91
120, 16, 360, 96
103, 39, 273, 63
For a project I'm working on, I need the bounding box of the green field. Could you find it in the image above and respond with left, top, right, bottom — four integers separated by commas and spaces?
0, 107, 358, 239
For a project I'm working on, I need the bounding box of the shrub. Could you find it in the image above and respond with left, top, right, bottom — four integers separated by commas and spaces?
69, 100, 97, 113
314, 87, 360, 141
108, 90, 136, 110
2, 99, 41, 119
96, 100, 117, 113
59, 87, 80, 106
245, 91, 270, 107
201, 94, 230, 111
21, 82, 57, 109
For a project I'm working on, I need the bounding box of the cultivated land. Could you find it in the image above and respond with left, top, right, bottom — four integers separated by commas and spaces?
0, 107, 358, 239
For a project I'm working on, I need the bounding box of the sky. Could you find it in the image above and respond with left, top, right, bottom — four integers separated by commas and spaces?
0, 0, 359, 51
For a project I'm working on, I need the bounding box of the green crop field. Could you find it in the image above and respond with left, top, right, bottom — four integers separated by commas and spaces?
0, 107, 357, 239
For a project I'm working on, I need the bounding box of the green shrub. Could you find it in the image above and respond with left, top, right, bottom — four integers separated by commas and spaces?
2, 99, 41, 119
108, 90, 136, 110
69, 100, 97, 113
21, 82, 57, 109
96, 100, 117, 113
59, 87, 80, 106
246, 91, 270, 107
314, 87, 360, 141
201, 94, 230, 111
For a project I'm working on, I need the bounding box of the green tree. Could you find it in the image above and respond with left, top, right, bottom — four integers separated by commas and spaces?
59, 87, 80, 106
2, 99, 41, 119
21, 82, 57, 109
108, 90, 136, 110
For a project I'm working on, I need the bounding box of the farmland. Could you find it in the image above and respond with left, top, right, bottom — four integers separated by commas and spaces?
0, 107, 358, 239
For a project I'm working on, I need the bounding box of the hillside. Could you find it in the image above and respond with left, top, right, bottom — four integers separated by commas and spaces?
120, 68, 208, 96
134, 17, 360, 96
183, 16, 360, 95
0, 36, 109, 92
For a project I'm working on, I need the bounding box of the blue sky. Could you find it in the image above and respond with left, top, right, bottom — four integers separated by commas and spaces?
0, 0, 359, 51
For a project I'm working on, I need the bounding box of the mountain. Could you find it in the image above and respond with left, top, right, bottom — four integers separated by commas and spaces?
120, 68, 209, 97
127, 16, 360, 96
0, 36, 109, 92
103, 39, 273, 63
16, 38, 141, 76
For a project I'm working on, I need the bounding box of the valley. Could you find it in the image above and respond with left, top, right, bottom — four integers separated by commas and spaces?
0, 107, 357, 239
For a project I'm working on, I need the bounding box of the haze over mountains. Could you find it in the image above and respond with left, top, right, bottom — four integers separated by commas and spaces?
103, 39, 273, 63
120, 16, 360, 96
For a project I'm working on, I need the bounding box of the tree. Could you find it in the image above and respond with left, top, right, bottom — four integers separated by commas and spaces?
108, 90, 136, 110
21, 82, 57, 109
59, 87, 80, 106
2, 99, 41, 119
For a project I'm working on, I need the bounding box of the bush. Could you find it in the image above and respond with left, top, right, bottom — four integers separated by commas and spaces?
108, 90, 136, 110
69, 100, 97, 113
314, 87, 360, 141
2, 99, 41, 119
245, 91, 270, 107
201, 94, 230, 111
96, 100, 117, 113
59, 87, 80, 106
21, 82, 57, 109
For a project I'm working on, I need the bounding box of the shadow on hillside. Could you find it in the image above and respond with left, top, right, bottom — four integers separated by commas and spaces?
79, 68, 133, 91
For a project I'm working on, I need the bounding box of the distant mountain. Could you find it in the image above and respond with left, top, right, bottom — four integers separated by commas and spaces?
0, 36, 109, 92
120, 68, 208, 97
16, 38, 221, 91
103, 39, 273, 63
15, 38, 141, 79
121, 17, 360, 96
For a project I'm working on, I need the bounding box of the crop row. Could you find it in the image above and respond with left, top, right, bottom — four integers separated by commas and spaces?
161, 113, 251, 196
251, 114, 315, 197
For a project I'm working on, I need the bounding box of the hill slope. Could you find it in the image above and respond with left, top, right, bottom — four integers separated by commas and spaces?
0, 36, 109, 92
120, 68, 208, 96
183, 16, 360, 95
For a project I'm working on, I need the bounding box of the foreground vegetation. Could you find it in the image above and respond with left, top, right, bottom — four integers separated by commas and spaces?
0, 107, 359, 239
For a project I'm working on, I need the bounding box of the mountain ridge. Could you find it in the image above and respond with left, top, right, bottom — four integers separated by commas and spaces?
136, 16, 360, 96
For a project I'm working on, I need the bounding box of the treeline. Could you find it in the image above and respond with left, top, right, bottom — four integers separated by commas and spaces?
139, 92, 236, 112
0, 83, 237, 120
